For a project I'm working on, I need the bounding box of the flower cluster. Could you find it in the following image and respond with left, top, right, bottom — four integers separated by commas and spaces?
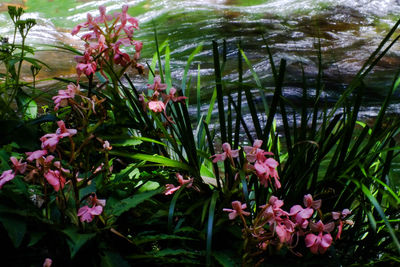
78, 193, 106, 223
164, 173, 194, 195
212, 140, 281, 189
71, 5, 143, 81
224, 195, 352, 256
139, 76, 187, 122
0, 120, 107, 222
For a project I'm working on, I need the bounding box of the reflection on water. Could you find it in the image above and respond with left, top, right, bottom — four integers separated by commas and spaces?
0, 0, 400, 118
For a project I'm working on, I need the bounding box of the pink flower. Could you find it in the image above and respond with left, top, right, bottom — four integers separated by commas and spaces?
10, 156, 27, 174
211, 143, 239, 163
26, 150, 48, 161
148, 100, 166, 113
52, 83, 79, 111
164, 184, 180, 195
289, 194, 320, 228
223, 200, 250, 220
40, 133, 61, 152
163, 87, 187, 103
332, 209, 352, 240
305, 220, 335, 254
44, 170, 66, 192
303, 194, 321, 209
103, 141, 112, 150
77, 205, 103, 223
147, 76, 167, 91
56, 120, 77, 138
254, 157, 281, 189
43, 258, 52, 267
176, 173, 193, 188
0, 170, 15, 189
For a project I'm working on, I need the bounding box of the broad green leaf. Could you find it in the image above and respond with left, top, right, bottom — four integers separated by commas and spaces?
62, 227, 96, 258
100, 251, 130, 267
0, 216, 26, 247
106, 188, 163, 217
16, 90, 37, 119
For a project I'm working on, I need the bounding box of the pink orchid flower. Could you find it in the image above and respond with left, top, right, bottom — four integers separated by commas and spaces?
42, 258, 52, 267
40, 134, 61, 152
289, 194, 320, 228
176, 173, 193, 188
148, 100, 166, 113
52, 83, 79, 111
303, 194, 322, 209
223, 200, 250, 220
164, 184, 180, 195
26, 150, 48, 162
254, 157, 281, 189
56, 120, 77, 138
10, 156, 27, 174
211, 143, 239, 163
44, 170, 66, 192
0, 170, 15, 189
163, 87, 187, 103
305, 220, 335, 254
147, 76, 167, 91
332, 209, 352, 240
77, 205, 103, 223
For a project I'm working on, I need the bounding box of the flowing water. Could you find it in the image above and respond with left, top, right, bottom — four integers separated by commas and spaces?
1, 0, 400, 125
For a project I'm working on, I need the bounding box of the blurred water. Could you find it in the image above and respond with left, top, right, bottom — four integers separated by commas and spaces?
1, 0, 400, 124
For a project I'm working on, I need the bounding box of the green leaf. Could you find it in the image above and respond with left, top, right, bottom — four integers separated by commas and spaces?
106, 188, 163, 217
213, 250, 240, 267
206, 191, 218, 266
100, 251, 130, 267
62, 227, 96, 258
110, 138, 142, 147
0, 216, 26, 247
181, 43, 203, 96
109, 151, 190, 171
28, 231, 46, 247
16, 90, 37, 119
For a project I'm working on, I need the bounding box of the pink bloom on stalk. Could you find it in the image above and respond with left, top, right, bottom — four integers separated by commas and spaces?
42, 258, 52, 267
254, 157, 281, 189
10, 157, 27, 174
77, 205, 103, 223
44, 170, 66, 192
0, 170, 15, 189
211, 143, 239, 163
332, 209, 352, 240
148, 100, 165, 113
243, 140, 273, 163
103, 141, 112, 150
40, 133, 61, 152
147, 76, 167, 92
176, 173, 193, 188
94, 5, 113, 24
164, 87, 187, 103
56, 120, 77, 138
133, 41, 143, 60
75, 51, 97, 77
164, 184, 180, 195
111, 42, 131, 66
71, 13, 94, 36
52, 83, 80, 111
289, 194, 320, 228
40, 120, 76, 151
26, 150, 48, 161
223, 200, 250, 220
303, 194, 322, 209
305, 220, 335, 254
77, 61, 97, 77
